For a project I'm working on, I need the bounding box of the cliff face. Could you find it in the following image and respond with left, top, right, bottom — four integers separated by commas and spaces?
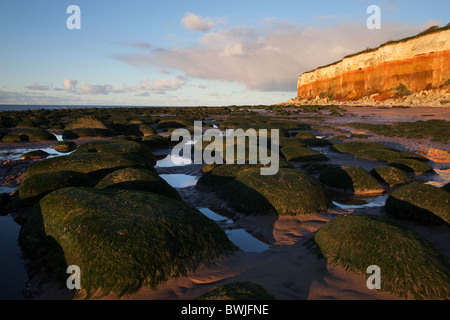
296, 28, 450, 103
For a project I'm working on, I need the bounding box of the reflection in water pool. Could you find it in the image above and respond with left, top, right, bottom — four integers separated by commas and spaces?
197, 207, 270, 253
332, 194, 389, 210
197, 207, 232, 224
0, 216, 28, 299
424, 169, 450, 188
415, 147, 450, 163
0, 147, 73, 161
155, 154, 192, 167
225, 229, 271, 253
159, 174, 198, 188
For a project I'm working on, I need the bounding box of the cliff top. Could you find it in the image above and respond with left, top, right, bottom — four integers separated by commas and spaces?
303, 23, 450, 75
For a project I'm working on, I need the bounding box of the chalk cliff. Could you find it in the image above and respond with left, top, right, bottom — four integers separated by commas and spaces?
293, 26, 450, 106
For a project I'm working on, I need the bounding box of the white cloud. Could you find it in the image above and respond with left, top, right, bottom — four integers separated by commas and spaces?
181, 12, 216, 32
136, 76, 187, 92
118, 20, 427, 92
63, 79, 78, 91
114, 41, 152, 50
26, 82, 50, 90
77, 82, 113, 95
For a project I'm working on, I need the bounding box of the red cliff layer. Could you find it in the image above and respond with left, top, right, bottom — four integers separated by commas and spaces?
296, 28, 450, 102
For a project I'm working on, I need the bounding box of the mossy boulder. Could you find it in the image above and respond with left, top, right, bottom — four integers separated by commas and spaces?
370, 166, 410, 186
319, 165, 385, 194
385, 184, 450, 225
95, 167, 181, 200
62, 128, 112, 140
442, 183, 450, 192
1, 134, 24, 143
331, 141, 429, 164
281, 146, 329, 162
197, 282, 276, 300
278, 137, 306, 148
302, 138, 333, 147
388, 159, 434, 175
15, 128, 57, 142
65, 116, 109, 130
216, 167, 330, 215
156, 118, 193, 130
197, 164, 258, 192
314, 214, 450, 299
20, 187, 235, 297
356, 148, 405, 162
25, 152, 155, 180
16, 170, 96, 206
141, 134, 170, 149
74, 139, 154, 162
52, 141, 77, 153
295, 131, 315, 139
139, 124, 157, 136
331, 141, 391, 154
20, 150, 50, 160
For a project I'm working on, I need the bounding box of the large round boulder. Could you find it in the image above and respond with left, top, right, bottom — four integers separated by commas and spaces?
16, 170, 96, 206
95, 167, 181, 200
319, 165, 385, 194
370, 165, 410, 187
216, 167, 330, 215
25, 152, 155, 180
314, 214, 450, 299
19, 187, 235, 297
385, 183, 450, 225
281, 146, 329, 162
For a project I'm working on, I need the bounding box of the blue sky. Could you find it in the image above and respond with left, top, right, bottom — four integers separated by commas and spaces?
0, 0, 448, 106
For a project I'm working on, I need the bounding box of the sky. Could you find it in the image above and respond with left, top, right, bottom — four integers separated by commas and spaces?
0, 0, 449, 107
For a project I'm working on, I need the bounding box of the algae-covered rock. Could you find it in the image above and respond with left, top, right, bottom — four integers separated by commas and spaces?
278, 137, 306, 148
197, 282, 276, 300
16, 170, 96, 206
62, 128, 111, 140
65, 116, 109, 130
370, 165, 410, 186
295, 131, 315, 139
20, 150, 50, 160
15, 128, 57, 142
442, 183, 450, 192
1, 134, 23, 143
301, 138, 333, 147
314, 214, 450, 299
216, 167, 330, 215
385, 183, 450, 225
141, 134, 170, 149
139, 124, 157, 136
74, 139, 154, 162
196, 164, 258, 192
52, 141, 77, 153
156, 118, 193, 130
388, 159, 434, 175
20, 187, 235, 297
96, 167, 181, 200
281, 146, 329, 162
318, 165, 385, 194
331, 141, 391, 154
25, 152, 154, 180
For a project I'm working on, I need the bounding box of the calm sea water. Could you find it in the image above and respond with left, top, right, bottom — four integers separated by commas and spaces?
0, 105, 185, 112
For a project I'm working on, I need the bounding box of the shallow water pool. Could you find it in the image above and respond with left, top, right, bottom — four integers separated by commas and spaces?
0, 215, 28, 299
